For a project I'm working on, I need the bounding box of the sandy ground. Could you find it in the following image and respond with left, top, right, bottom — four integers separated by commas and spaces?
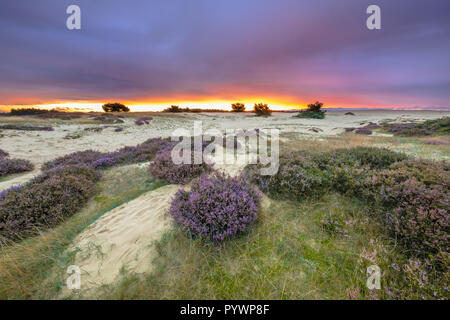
1, 110, 448, 292
63, 184, 180, 292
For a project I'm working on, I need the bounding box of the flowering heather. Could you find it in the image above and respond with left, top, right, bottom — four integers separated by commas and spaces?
42, 137, 176, 170
354, 128, 372, 135
169, 172, 261, 244
0, 166, 99, 244
0, 149, 8, 158
148, 150, 212, 184
135, 118, 150, 125
0, 124, 54, 131
0, 157, 34, 177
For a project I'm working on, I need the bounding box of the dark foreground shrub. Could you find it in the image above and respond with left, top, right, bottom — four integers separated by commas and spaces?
0, 166, 99, 244
0, 158, 34, 177
148, 150, 212, 184
169, 172, 261, 244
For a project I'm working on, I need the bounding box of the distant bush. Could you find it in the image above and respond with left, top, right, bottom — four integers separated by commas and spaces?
254, 103, 272, 116
231, 103, 245, 112
42, 138, 175, 171
148, 150, 212, 184
383, 117, 450, 136
0, 125, 54, 131
0, 166, 99, 244
169, 172, 261, 244
102, 103, 130, 113
354, 128, 372, 135
9, 108, 50, 116
295, 101, 326, 119
135, 118, 151, 125
164, 105, 182, 113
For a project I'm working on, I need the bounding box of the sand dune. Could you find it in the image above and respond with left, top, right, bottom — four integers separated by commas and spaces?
67, 184, 180, 290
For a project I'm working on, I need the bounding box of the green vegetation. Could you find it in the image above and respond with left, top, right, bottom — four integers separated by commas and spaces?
295, 101, 326, 119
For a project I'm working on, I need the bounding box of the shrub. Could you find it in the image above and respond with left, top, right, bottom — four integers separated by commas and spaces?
42, 138, 176, 171
9, 108, 50, 116
383, 117, 450, 136
0, 158, 34, 177
245, 152, 329, 199
0, 166, 99, 244
135, 118, 150, 125
354, 128, 372, 135
0, 125, 54, 131
148, 150, 212, 184
0, 149, 8, 158
253, 103, 272, 116
231, 103, 245, 112
42, 150, 104, 171
169, 172, 261, 244
102, 103, 130, 112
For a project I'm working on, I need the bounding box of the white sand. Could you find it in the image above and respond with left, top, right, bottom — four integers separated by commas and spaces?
66, 184, 180, 290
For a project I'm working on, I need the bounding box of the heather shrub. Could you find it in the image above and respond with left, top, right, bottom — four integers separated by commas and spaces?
0, 149, 9, 158
0, 166, 99, 244
42, 138, 176, 171
42, 150, 104, 171
148, 150, 212, 184
135, 117, 151, 125
245, 152, 329, 199
169, 172, 261, 244
0, 151, 34, 178
354, 128, 372, 135
0, 125, 54, 131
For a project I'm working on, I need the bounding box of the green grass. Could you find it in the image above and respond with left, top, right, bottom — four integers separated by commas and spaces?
95, 194, 399, 300
0, 164, 164, 299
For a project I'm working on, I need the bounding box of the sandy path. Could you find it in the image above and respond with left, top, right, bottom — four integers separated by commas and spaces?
67, 184, 180, 290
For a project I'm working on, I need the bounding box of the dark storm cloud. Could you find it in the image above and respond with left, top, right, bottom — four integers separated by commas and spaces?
0, 0, 449, 108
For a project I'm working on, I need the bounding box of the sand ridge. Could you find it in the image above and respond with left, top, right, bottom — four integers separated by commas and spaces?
67, 184, 180, 290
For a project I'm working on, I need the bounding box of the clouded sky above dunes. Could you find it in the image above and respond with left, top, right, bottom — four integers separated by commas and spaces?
0, 0, 449, 110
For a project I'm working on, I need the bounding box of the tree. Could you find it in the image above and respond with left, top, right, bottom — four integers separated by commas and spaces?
163, 105, 182, 113
253, 103, 272, 116
102, 103, 130, 112
307, 101, 324, 113
231, 103, 245, 112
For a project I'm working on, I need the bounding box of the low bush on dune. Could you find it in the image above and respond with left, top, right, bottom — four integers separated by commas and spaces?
148, 150, 212, 184
42, 137, 176, 171
383, 117, 450, 136
0, 166, 99, 244
0, 124, 54, 131
245, 146, 449, 298
0, 150, 34, 177
135, 117, 151, 125
169, 172, 261, 244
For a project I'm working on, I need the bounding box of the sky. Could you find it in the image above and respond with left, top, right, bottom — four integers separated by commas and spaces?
0, 0, 449, 111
